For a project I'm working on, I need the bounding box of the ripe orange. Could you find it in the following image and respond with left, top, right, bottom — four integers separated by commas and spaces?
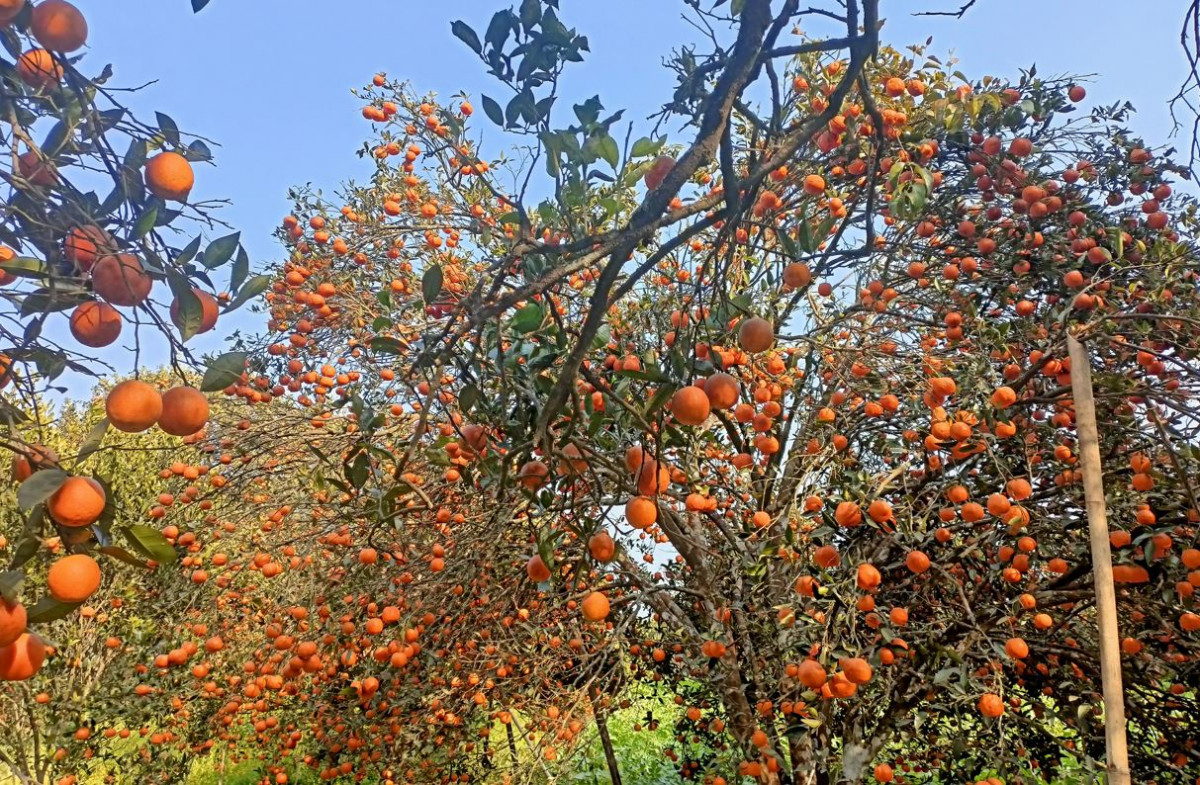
91, 253, 152, 306
69, 301, 122, 347
796, 659, 827, 688
525, 555, 550, 583
0, 599, 27, 648
106, 379, 163, 433
841, 657, 873, 684
170, 288, 219, 334
47, 553, 101, 603
625, 496, 657, 529
64, 225, 113, 271
802, 174, 825, 195
669, 385, 710, 426
977, 693, 1005, 717
145, 152, 194, 202
580, 591, 610, 622
782, 262, 811, 288
587, 531, 616, 563
635, 460, 670, 497
16, 48, 61, 88
856, 563, 881, 590
905, 550, 931, 573
1004, 637, 1029, 659
48, 476, 106, 528
31, 0, 88, 52
703, 373, 739, 410
16, 151, 55, 186
11, 443, 58, 482
158, 386, 209, 436
737, 317, 774, 353
0, 0, 25, 26
989, 386, 1017, 409
0, 632, 46, 681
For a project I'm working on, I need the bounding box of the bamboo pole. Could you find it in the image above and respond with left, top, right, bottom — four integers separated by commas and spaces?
1066, 332, 1132, 785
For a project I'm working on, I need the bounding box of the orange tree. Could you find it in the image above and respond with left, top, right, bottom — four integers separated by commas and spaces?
0, 0, 258, 695
147, 2, 1200, 785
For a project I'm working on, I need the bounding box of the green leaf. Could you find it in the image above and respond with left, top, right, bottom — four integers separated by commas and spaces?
9, 536, 40, 570
643, 383, 678, 417
74, 418, 108, 466
0, 570, 23, 602
481, 95, 504, 127
370, 337, 407, 355
98, 545, 149, 569
509, 303, 544, 333
155, 112, 180, 146
17, 469, 67, 511
26, 596, 82, 624
20, 286, 89, 318
168, 273, 203, 342
459, 384, 479, 413
422, 264, 443, 304
133, 205, 158, 238
630, 136, 664, 158
200, 351, 247, 392
175, 236, 203, 266
451, 20, 482, 54
122, 525, 178, 564
595, 135, 619, 169
203, 231, 240, 269
226, 274, 269, 311
0, 256, 47, 279
231, 245, 249, 293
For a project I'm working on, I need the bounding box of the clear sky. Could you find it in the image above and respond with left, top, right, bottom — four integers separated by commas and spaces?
55, 0, 1194, 382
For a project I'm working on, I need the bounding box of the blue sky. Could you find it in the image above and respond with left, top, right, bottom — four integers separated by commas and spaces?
55, 0, 1193, 382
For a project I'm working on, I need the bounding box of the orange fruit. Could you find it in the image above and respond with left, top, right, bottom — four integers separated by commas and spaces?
11, 443, 58, 482
17, 150, 56, 186
91, 253, 152, 306
0, 599, 27, 648
145, 152, 194, 202
16, 48, 61, 88
587, 531, 615, 563
580, 591, 610, 622
796, 659, 827, 689
105, 379, 163, 433
783, 262, 812, 288
64, 225, 113, 271
31, 0, 87, 52
0, 0, 26, 26
48, 476, 106, 528
905, 550, 931, 573
0, 632, 46, 681
525, 555, 550, 583
856, 563, 881, 590
841, 657, 873, 684
669, 385, 711, 426
737, 317, 774, 353
68, 301, 122, 347
47, 553, 101, 603
635, 460, 670, 496
977, 693, 1005, 717
169, 288, 219, 334
157, 386, 209, 436
625, 496, 657, 529
1004, 637, 1029, 659
703, 373, 739, 409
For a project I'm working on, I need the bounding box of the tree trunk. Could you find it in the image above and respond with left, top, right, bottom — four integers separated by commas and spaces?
590, 696, 623, 785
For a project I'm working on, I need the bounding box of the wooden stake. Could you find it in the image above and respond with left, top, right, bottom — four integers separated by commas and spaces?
1066, 332, 1132, 785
